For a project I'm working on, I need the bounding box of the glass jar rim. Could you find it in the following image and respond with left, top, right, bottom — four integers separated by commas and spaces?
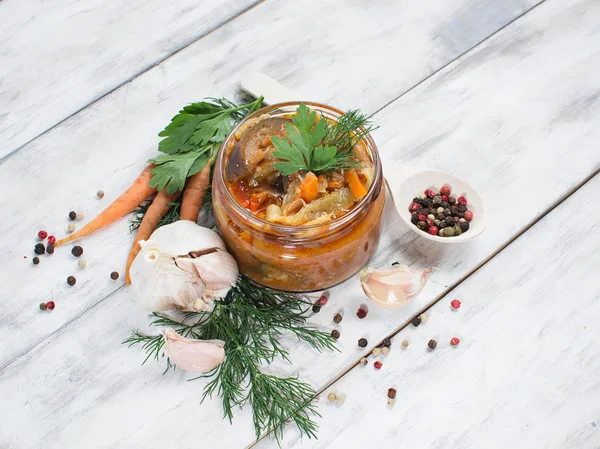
214, 101, 383, 235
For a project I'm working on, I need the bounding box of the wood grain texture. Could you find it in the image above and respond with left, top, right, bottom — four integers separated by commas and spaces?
0, 0, 540, 369
0, 0, 260, 159
0, 0, 539, 160
256, 174, 600, 449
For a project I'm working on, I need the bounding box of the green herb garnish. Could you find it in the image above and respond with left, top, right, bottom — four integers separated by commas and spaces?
149, 96, 264, 194
272, 103, 375, 176
123, 275, 337, 443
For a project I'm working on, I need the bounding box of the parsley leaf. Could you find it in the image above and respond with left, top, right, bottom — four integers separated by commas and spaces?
149, 152, 205, 194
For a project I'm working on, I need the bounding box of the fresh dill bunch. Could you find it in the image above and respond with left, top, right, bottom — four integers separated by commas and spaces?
123, 275, 337, 443
128, 199, 181, 233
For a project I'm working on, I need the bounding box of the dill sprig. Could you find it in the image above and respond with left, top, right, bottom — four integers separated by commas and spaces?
323, 109, 378, 155
123, 275, 337, 443
128, 199, 182, 233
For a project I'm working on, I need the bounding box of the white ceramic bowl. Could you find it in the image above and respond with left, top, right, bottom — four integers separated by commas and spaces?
388, 168, 486, 243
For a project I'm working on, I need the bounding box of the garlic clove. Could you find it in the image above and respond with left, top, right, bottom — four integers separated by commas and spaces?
360, 265, 432, 308
185, 250, 239, 292
163, 328, 225, 373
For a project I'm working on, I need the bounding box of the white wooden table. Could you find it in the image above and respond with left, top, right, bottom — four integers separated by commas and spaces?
1, 0, 599, 447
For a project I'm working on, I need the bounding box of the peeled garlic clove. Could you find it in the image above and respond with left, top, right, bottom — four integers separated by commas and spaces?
163, 328, 225, 373
360, 265, 432, 308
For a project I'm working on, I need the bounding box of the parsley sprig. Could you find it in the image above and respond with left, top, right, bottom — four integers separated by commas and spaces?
272, 104, 375, 176
149, 97, 264, 194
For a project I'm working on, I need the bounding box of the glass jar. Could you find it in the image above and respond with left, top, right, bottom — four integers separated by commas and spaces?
212, 102, 385, 292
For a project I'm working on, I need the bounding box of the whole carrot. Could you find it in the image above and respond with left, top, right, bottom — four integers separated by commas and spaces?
125, 188, 181, 284
179, 159, 213, 222
55, 165, 156, 247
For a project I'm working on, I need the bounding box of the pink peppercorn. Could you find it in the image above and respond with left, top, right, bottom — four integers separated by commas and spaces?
47, 235, 56, 245
451, 299, 461, 309
38, 230, 48, 239
441, 195, 449, 202
464, 210, 473, 221
450, 337, 460, 346
428, 226, 439, 236
409, 202, 420, 213
356, 308, 367, 319
374, 361, 382, 370
457, 196, 468, 207
46, 301, 56, 310
317, 294, 328, 306
440, 185, 451, 196
425, 189, 436, 199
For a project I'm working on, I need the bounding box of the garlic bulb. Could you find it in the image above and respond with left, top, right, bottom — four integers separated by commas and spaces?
360, 265, 431, 308
163, 328, 225, 373
129, 221, 238, 313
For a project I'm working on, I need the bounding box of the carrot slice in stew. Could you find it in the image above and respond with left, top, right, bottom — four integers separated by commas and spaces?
300, 172, 319, 203
345, 169, 367, 200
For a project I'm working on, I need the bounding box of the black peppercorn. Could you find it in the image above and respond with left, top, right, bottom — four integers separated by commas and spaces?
46, 244, 54, 254
71, 246, 84, 257
382, 338, 392, 348
448, 196, 456, 205
421, 199, 431, 209
458, 212, 465, 219
411, 215, 419, 224
439, 221, 447, 229
433, 219, 442, 228
387, 388, 397, 399
458, 205, 467, 213
432, 196, 442, 206
443, 208, 451, 217
333, 313, 343, 324
312, 305, 321, 313
110, 271, 120, 280
445, 216, 454, 225
436, 213, 445, 221
428, 339, 437, 349
67, 276, 76, 286
412, 316, 422, 327
358, 338, 368, 347
32, 256, 40, 265
450, 206, 459, 216
69, 211, 77, 220
460, 221, 469, 232
440, 201, 448, 208
331, 329, 340, 339
412, 197, 421, 203
34, 243, 45, 255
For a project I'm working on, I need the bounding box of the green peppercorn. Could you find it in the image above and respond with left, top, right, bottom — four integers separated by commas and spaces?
69, 211, 77, 220
412, 316, 422, 327
67, 276, 76, 286
71, 246, 84, 257
433, 219, 442, 228
417, 221, 427, 230
331, 329, 340, 339
358, 338, 368, 347
460, 221, 470, 232
428, 339, 437, 349
39, 302, 47, 311
333, 313, 343, 324
443, 227, 455, 237
453, 225, 462, 236
432, 196, 442, 206
32, 257, 40, 265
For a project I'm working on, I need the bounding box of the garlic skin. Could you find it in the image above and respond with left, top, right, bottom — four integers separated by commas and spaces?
163, 328, 225, 373
129, 221, 238, 313
360, 265, 431, 308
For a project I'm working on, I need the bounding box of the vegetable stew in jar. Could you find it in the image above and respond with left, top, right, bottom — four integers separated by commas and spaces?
212, 102, 385, 292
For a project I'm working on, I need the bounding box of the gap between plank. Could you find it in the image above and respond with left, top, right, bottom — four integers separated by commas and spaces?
247, 165, 600, 448
0, 0, 267, 166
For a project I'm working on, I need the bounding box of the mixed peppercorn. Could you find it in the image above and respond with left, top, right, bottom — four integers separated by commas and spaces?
408, 185, 473, 238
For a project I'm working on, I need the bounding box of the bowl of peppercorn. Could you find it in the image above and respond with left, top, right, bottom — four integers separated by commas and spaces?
389, 169, 486, 243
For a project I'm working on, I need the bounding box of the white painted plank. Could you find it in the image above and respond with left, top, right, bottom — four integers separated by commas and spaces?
256, 172, 600, 449
2, 0, 600, 447
0, 0, 540, 368
0, 0, 260, 158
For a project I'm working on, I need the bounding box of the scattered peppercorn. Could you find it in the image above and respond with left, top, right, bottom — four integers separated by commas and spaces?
412, 316, 422, 327
312, 304, 321, 313
374, 361, 383, 370
360, 357, 368, 366
401, 340, 409, 348
97, 190, 105, 199
46, 301, 55, 310
358, 338, 368, 348
331, 329, 340, 339
78, 259, 87, 268
381, 346, 390, 355
387, 398, 396, 406
327, 392, 337, 402
317, 294, 328, 306
356, 307, 367, 319
76, 210, 85, 221
333, 313, 343, 324
373, 347, 381, 356
71, 246, 84, 257
32, 256, 40, 265
428, 339, 437, 350
67, 276, 76, 286
336, 394, 346, 405
451, 299, 461, 309
69, 211, 77, 220
382, 338, 392, 348
110, 271, 120, 280
420, 313, 429, 322
450, 337, 460, 346
46, 244, 55, 255
34, 243, 45, 255
39, 302, 47, 311
47, 235, 56, 246
387, 388, 397, 399
38, 230, 48, 239
68, 223, 76, 233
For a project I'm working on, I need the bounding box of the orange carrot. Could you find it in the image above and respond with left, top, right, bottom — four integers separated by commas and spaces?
344, 169, 367, 200
179, 160, 213, 221
55, 165, 156, 247
300, 172, 319, 203
125, 188, 181, 284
